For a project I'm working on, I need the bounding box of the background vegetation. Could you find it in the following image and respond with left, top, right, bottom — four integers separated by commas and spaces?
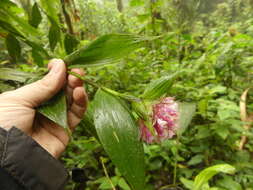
1, 0, 253, 189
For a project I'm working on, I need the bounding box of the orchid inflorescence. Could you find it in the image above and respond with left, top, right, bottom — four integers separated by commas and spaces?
139, 97, 179, 143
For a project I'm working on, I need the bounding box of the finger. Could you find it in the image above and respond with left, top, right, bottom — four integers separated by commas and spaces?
70, 87, 87, 117
67, 69, 84, 107
73, 86, 88, 106
11, 59, 66, 107
68, 87, 88, 130
68, 111, 81, 130
68, 68, 84, 88
66, 86, 73, 107
34, 114, 69, 158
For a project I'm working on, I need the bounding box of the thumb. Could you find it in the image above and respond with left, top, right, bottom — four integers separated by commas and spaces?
14, 59, 67, 107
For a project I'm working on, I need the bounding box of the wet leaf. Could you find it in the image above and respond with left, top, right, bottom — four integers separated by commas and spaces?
80, 102, 98, 139
94, 89, 145, 190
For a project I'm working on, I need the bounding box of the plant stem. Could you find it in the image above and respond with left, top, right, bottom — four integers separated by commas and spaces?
68, 71, 101, 89
100, 157, 116, 190
173, 138, 179, 185
68, 71, 141, 102
61, 0, 74, 35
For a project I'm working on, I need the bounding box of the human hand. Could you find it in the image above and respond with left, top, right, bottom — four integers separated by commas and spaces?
0, 59, 88, 158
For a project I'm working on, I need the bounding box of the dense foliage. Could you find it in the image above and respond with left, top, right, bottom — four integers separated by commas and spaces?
1, 0, 253, 189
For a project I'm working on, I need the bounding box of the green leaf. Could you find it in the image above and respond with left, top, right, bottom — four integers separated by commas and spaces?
0, 0, 17, 9
187, 154, 204, 166
64, 33, 79, 54
130, 0, 145, 7
64, 34, 151, 67
5, 33, 21, 61
1, 8, 40, 37
216, 176, 242, 190
32, 48, 44, 66
0, 20, 24, 38
40, 0, 60, 26
0, 81, 14, 93
25, 40, 50, 58
0, 20, 49, 58
142, 72, 181, 100
29, 3, 42, 28
38, 90, 69, 130
193, 164, 236, 190
180, 177, 194, 189
94, 89, 145, 190
118, 178, 131, 190
0, 68, 35, 82
48, 24, 61, 51
177, 102, 196, 135
79, 102, 99, 139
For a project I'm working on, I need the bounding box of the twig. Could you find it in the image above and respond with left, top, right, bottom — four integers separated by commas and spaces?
100, 157, 117, 190
61, 0, 74, 35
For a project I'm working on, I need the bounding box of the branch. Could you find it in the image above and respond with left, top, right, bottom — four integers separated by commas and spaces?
61, 0, 74, 35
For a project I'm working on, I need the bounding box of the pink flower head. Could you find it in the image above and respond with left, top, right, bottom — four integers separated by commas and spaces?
139, 97, 179, 143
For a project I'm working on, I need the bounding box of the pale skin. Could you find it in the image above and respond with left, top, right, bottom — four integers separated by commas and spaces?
0, 59, 88, 158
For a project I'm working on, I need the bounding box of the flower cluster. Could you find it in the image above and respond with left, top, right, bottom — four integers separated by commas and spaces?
139, 97, 179, 143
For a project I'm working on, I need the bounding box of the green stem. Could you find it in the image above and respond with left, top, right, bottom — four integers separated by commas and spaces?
173, 138, 179, 185
68, 71, 101, 88
100, 157, 116, 190
68, 71, 141, 102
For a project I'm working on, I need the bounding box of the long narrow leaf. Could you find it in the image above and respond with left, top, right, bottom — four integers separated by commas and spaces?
64, 34, 151, 67
0, 20, 49, 58
0, 68, 36, 82
40, 0, 60, 25
48, 24, 61, 51
5, 33, 21, 61
1, 9, 40, 37
193, 164, 236, 190
142, 72, 182, 100
64, 33, 79, 54
29, 2, 42, 28
94, 89, 145, 190
80, 102, 99, 139
0, 20, 24, 38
